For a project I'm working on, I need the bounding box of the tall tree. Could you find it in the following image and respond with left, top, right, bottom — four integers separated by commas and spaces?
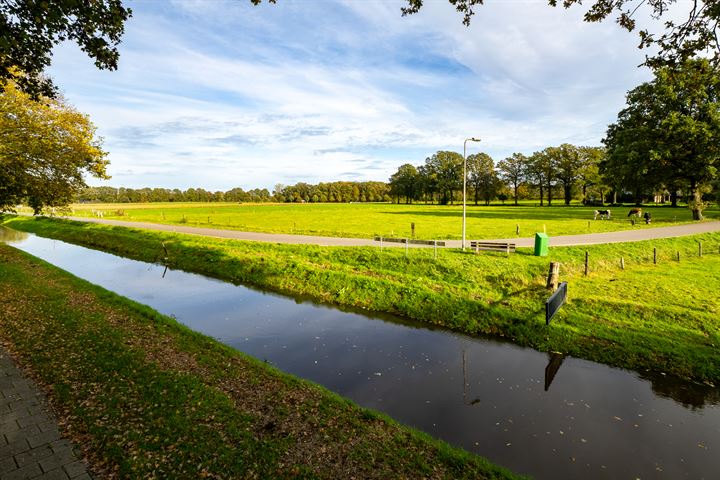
0, 75, 108, 213
1, 1, 132, 98
497, 153, 527, 206
577, 146, 607, 204
603, 58, 720, 219
424, 151, 463, 205
389, 164, 420, 204
399, 0, 719, 67
467, 152, 498, 205
527, 150, 556, 206
551, 143, 584, 205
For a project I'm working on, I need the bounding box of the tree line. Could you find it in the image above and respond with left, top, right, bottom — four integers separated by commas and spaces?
389, 59, 720, 216
76, 181, 391, 204
388, 145, 607, 206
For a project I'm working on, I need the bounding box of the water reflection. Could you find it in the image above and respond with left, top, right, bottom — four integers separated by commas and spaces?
0, 226, 28, 243
2, 227, 719, 480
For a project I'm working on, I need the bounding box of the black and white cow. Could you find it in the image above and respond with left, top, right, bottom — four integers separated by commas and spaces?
593, 209, 611, 220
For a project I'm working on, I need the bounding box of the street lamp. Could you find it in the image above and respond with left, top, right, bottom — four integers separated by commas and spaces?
462, 137, 481, 251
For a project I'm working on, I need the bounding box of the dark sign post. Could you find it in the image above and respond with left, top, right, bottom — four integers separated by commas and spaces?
546, 282, 568, 325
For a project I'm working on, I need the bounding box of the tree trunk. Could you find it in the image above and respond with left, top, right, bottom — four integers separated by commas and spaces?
612, 189, 617, 205
670, 190, 678, 207
539, 185, 544, 206
564, 183, 572, 206
547, 182, 552, 206
514, 183, 518, 206
690, 180, 703, 220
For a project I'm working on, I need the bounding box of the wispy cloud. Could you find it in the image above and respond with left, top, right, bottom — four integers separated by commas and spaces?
48, 0, 655, 189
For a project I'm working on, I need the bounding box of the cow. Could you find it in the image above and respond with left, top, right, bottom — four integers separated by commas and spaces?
593, 209, 611, 220
627, 208, 642, 218
643, 212, 652, 224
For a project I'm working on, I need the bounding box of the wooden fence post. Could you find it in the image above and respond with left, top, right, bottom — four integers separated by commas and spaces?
547, 262, 560, 291
434, 240, 437, 259
620, 257, 625, 270
584, 251, 589, 276
699, 242, 703, 257
653, 247, 657, 264
677, 251, 680, 262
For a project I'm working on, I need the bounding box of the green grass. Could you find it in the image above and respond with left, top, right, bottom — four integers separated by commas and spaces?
48, 201, 720, 239
4, 215, 719, 385
0, 244, 518, 479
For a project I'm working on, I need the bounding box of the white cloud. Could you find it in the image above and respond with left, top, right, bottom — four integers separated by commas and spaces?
47, 0, 661, 190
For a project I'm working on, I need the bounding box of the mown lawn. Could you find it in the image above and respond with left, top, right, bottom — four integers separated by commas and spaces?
0, 244, 518, 479
4, 216, 719, 385
46, 201, 720, 239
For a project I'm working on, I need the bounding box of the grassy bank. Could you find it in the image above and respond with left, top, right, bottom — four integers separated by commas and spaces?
3, 215, 719, 385
42, 201, 719, 239
0, 244, 517, 479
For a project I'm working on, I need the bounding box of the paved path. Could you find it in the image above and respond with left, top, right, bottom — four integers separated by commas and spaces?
0, 347, 92, 480
56, 216, 720, 248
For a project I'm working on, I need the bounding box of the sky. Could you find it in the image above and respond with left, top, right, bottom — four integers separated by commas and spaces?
47, 0, 663, 191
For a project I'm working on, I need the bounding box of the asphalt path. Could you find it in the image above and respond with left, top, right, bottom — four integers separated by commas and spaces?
44, 215, 720, 248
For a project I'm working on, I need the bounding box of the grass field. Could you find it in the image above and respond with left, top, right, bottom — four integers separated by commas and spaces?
5, 215, 718, 385
45, 201, 720, 239
0, 244, 517, 479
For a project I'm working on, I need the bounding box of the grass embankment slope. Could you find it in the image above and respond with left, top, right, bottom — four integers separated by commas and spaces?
60, 202, 719, 239
4, 216, 719, 385
0, 244, 517, 479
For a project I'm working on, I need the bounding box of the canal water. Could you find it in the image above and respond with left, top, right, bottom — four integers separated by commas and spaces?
2, 227, 718, 479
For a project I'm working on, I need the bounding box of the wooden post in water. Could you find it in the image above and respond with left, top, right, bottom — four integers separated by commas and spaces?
620, 257, 625, 270
653, 247, 657, 264
546, 262, 560, 291
584, 251, 589, 276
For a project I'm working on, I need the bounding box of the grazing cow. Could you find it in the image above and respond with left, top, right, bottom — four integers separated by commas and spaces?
644, 212, 652, 224
593, 209, 611, 220
627, 208, 642, 218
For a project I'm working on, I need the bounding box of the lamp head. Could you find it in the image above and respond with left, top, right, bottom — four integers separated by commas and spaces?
469, 137, 481, 142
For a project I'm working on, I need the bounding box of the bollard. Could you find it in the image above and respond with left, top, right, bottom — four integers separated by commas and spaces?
405, 238, 409, 257
653, 247, 657, 264
546, 262, 560, 291
380, 236, 383, 251
699, 242, 703, 257
620, 257, 625, 270
434, 240, 437, 259
584, 251, 589, 276
516, 224, 520, 236
677, 251, 680, 262
411, 223, 415, 239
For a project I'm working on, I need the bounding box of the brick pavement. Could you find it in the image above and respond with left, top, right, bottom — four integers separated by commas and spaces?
0, 347, 93, 480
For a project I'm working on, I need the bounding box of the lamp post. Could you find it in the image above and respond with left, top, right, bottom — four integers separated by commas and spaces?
463, 137, 481, 251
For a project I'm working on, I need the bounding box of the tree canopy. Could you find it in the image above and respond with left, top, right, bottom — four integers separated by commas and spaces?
0, 0, 132, 98
401, 0, 720, 67
0, 75, 108, 213
603, 58, 720, 219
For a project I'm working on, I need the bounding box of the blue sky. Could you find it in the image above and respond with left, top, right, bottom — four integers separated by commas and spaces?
48, 0, 658, 191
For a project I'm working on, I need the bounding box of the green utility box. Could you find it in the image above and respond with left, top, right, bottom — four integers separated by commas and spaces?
534, 233, 549, 257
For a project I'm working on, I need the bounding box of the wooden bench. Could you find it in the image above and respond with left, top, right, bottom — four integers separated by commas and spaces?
469, 241, 516, 254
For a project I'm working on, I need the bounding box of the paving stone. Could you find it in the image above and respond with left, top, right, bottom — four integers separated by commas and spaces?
38, 468, 71, 480
14, 444, 54, 467
63, 460, 88, 478
39, 450, 78, 473
0, 437, 31, 457
4, 424, 42, 443
3, 462, 43, 480
27, 430, 62, 449
0, 455, 18, 473
0, 348, 90, 480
